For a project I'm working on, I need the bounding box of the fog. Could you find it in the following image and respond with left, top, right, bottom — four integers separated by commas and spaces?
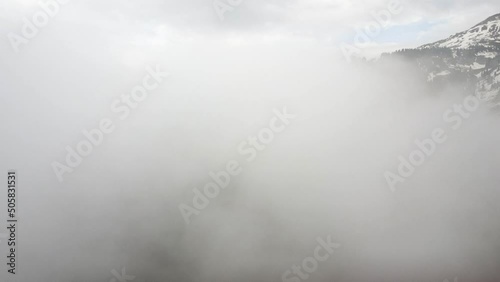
1, 4, 500, 282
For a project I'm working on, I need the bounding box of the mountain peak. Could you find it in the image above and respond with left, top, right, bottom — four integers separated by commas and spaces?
419, 13, 500, 49
472, 13, 500, 28
382, 13, 500, 105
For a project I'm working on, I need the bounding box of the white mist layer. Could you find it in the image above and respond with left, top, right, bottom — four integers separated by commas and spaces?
1, 36, 500, 282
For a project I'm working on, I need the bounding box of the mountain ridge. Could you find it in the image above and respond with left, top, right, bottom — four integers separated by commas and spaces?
381, 13, 500, 106
419, 13, 500, 50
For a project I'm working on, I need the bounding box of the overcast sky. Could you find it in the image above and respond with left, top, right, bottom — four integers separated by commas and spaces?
1, 0, 500, 58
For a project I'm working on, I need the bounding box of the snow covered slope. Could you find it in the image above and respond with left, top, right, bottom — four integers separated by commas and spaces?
381, 13, 500, 106
419, 13, 500, 49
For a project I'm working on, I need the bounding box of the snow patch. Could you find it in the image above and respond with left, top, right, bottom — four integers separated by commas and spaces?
471, 62, 485, 70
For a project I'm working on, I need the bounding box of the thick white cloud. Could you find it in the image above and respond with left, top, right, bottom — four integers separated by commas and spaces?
1, 1, 500, 282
